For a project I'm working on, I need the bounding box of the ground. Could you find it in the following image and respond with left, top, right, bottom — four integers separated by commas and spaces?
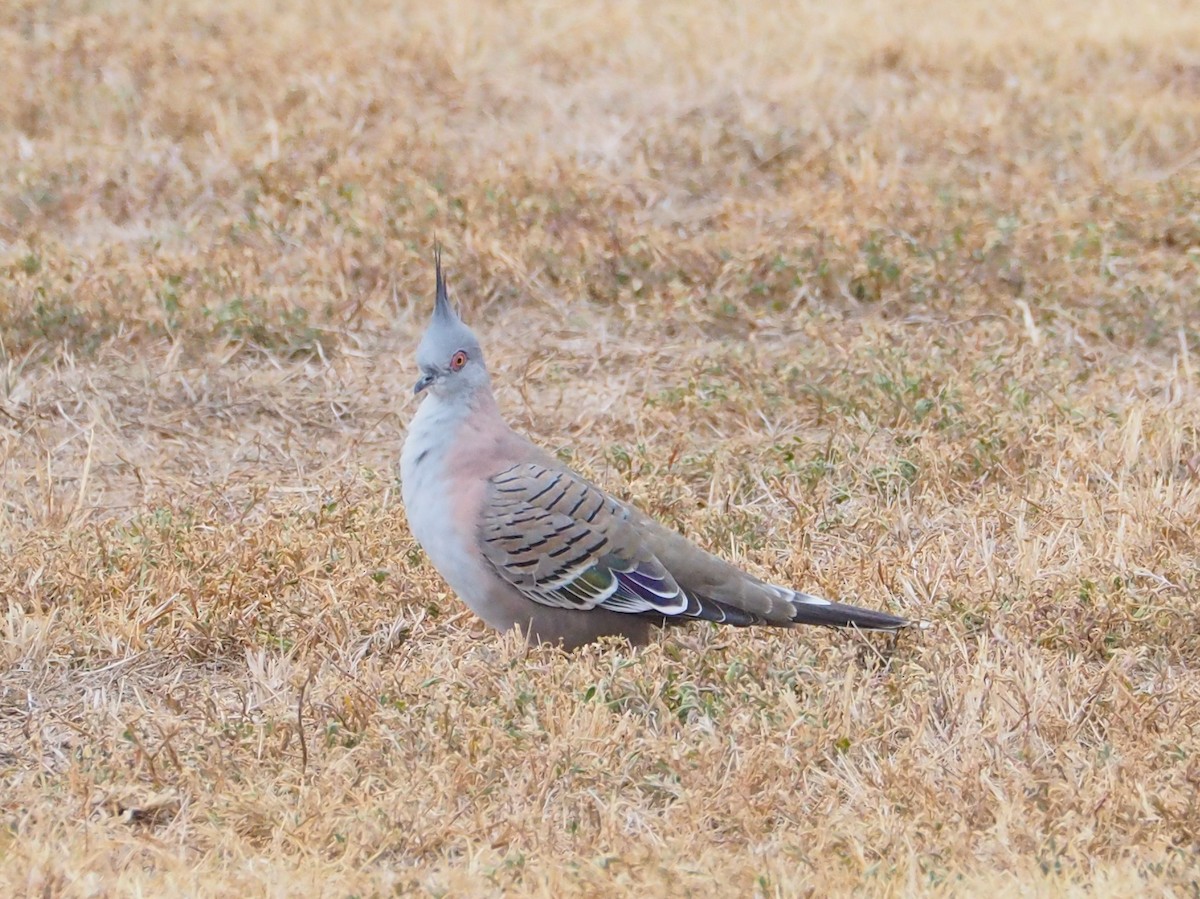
2, 0, 1199, 895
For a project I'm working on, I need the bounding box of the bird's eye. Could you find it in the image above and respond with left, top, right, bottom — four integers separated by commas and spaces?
449, 350, 468, 371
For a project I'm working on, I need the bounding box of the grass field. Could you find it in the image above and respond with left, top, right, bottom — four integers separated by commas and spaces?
3, 0, 1200, 895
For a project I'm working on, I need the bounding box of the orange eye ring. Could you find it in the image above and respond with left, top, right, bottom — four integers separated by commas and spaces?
449, 350, 468, 371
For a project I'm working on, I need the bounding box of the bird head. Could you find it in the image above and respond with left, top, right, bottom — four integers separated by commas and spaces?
413, 248, 488, 399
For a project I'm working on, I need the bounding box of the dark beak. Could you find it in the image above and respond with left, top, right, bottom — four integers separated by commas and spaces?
413, 372, 435, 395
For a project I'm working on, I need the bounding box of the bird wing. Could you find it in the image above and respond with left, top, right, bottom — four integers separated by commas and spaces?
479, 461, 909, 630
479, 462, 695, 616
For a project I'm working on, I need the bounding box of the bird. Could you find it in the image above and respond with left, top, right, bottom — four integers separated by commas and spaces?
400, 252, 912, 649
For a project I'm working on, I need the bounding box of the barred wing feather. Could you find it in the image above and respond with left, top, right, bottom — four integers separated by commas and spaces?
478, 463, 692, 617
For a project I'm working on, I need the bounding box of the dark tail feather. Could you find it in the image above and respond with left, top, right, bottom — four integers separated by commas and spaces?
654, 589, 911, 631
788, 591, 909, 631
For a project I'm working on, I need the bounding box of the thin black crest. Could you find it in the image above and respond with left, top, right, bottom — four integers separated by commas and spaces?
433, 243, 454, 321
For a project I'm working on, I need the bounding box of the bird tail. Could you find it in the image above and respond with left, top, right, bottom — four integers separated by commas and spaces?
673, 587, 912, 631
786, 591, 910, 631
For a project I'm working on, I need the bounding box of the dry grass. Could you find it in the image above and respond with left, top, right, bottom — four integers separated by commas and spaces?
2, 0, 1199, 894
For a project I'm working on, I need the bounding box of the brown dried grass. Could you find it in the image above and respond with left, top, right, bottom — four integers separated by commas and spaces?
2, 0, 1199, 895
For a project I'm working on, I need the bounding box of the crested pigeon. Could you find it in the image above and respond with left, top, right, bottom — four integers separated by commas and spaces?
400, 253, 911, 649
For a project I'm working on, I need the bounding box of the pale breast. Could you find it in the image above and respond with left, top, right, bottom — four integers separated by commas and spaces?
400, 396, 492, 603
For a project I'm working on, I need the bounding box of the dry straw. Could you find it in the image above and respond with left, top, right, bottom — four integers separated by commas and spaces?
1, 0, 1198, 895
